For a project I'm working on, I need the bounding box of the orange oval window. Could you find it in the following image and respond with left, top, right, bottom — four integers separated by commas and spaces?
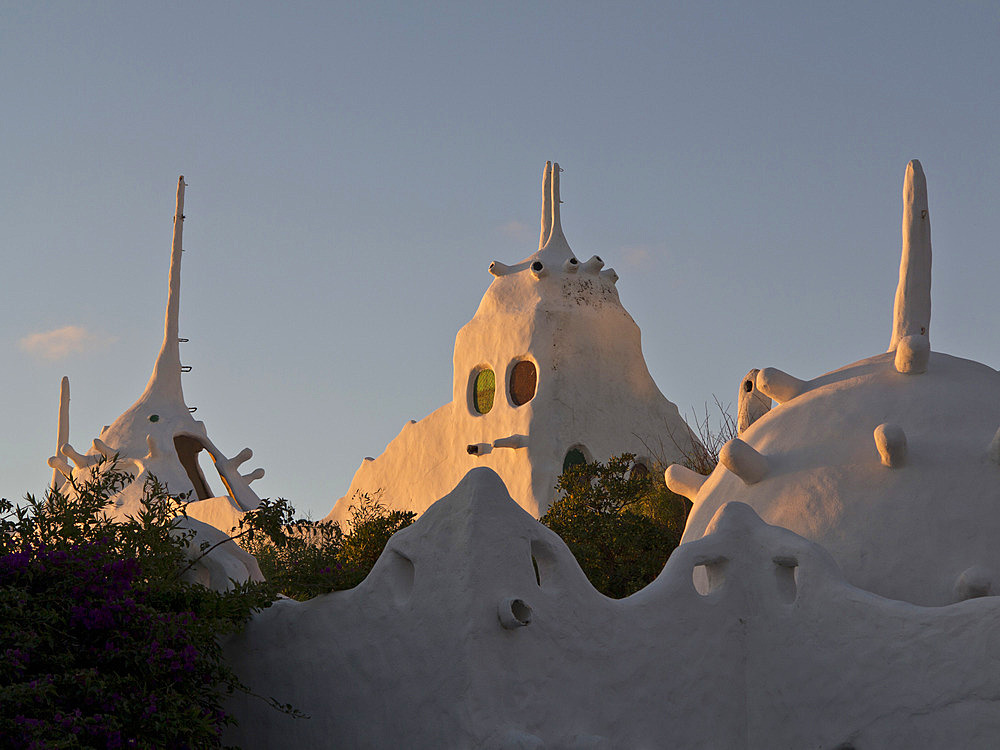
474, 369, 495, 414
509, 360, 537, 406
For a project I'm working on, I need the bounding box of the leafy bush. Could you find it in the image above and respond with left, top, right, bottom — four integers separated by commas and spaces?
540, 454, 689, 599
0, 466, 279, 749
239, 491, 416, 601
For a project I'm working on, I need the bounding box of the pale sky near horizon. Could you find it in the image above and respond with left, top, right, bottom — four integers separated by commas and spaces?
2, 2, 998, 520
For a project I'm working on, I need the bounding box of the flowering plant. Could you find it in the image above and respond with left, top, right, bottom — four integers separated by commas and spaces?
0, 465, 276, 748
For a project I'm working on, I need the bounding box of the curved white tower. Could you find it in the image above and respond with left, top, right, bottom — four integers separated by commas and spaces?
47, 178, 266, 586
326, 162, 697, 522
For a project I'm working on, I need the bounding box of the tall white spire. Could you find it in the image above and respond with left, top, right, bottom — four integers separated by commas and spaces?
539, 161, 567, 251
142, 176, 187, 402
50, 376, 70, 491
888, 160, 932, 352
538, 161, 553, 250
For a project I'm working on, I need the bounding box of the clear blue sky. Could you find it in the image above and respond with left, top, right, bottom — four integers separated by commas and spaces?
2, 2, 998, 519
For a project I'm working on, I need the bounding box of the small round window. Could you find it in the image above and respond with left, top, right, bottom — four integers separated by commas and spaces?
473, 369, 495, 415
509, 360, 537, 406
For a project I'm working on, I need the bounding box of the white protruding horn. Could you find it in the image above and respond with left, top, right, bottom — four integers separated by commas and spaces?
719, 439, 769, 485
230, 447, 253, 468
48, 455, 73, 481
489, 260, 514, 277
60, 442, 96, 469
874, 423, 907, 468
242, 468, 265, 483
92, 438, 115, 460
493, 435, 528, 449
599, 267, 618, 283
664, 464, 707, 501
580, 255, 604, 273
755, 368, 808, 404
563, 257, 579, 273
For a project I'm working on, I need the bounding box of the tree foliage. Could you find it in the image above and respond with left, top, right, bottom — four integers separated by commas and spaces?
540, 454, 690, 599
238, 491, 416, 601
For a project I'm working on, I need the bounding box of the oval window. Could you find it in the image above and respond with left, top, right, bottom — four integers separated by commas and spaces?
563, 447, 587, 474
473, 369, 495, 414
509, 360, 537, 406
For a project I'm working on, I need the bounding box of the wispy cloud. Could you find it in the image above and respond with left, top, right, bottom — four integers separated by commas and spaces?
19, 325, 117, 361
500, 220, 536, 244
618, 245, 656, 268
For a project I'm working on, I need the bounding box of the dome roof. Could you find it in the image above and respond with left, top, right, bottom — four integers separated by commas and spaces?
681, 350, 1000, 605
674, 160, 1000, 606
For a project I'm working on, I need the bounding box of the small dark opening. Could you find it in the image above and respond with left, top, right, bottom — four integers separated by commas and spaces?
743, 379, 754, 392
531, 261, 543, 272
530, 539, 552, 588
509, 598, 532, 625
568, 257, 578, 265
173, 435, 213, 500
563, 448, 587, 474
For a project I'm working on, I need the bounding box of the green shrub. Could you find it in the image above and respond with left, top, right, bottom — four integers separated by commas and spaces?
239, 491, 416, 600
541, 454, 689, 599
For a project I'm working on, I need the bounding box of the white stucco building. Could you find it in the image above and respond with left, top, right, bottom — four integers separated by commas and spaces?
325, 162, 697, 522
672, 160, 1000, 606
225, 159, 1000, 749
47, 177, 265, 589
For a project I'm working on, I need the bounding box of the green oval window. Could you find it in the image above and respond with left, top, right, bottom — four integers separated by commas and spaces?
473, 369, 495, 414
563, 448, 587, 473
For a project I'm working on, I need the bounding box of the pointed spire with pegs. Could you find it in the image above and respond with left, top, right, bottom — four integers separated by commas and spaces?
539, 161, 567, 252
141, 176, 187, 404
